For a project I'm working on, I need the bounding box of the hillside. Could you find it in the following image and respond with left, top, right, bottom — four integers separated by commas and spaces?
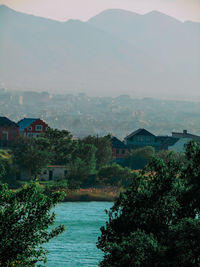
0, 6, 199, 99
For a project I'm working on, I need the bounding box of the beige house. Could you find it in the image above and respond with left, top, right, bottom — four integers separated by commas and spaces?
39, 165, 67, 181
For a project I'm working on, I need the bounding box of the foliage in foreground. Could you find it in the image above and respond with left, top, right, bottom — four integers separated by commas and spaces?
97, 141, 200, 266
0, 182, 65, 266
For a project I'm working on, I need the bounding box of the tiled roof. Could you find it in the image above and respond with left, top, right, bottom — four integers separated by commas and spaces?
0, 117, 18, 127
125, 128, 155, 140
112, 136, 127, 149
17, 118, 39, 131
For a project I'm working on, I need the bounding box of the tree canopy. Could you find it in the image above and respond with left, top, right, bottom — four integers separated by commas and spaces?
97, 141, 200, 266
82, 135, 112, 170
0, 182, 65, 266
126, 146, 155, 170
12, 137, 50, 180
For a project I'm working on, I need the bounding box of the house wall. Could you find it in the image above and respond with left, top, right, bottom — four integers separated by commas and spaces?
168, 138, 192, 153
112, 148, 128, 159
39, 166, 67, 181
0, 126, 19, 147
125, 135, 161, 150
0, 126, 19, 141
23, 119, 48, 137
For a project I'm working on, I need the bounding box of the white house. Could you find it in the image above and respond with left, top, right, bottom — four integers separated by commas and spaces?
39, 165, 67, 181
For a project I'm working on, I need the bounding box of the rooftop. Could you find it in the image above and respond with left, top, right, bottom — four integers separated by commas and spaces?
0, 116, 18, 127
17, 118, 39, 131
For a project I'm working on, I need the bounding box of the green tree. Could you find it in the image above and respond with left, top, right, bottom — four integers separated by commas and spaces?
0, 158, 6, 181
12, 137, 50, 180
156, 150, 187, 165
41, 128, 74, 165
98, 164, 133, 187
82, 135, 113, 170
66, 142, 97, 187
0, 182, 65, 266
126, 146, 155, 170
0, 153, 18, 188
97, 141, 200, 266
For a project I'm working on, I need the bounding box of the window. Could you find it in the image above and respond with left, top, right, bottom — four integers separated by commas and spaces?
116, 149, 120, 154
36, 125, 43, 131
122, 149, 125, 154
2, 132, 8, 141
28, 126, 32, 131
27, 133, 34, 137
137, 136, 144, 142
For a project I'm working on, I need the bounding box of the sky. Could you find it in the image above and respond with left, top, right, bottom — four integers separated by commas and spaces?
0, 0, 200, 22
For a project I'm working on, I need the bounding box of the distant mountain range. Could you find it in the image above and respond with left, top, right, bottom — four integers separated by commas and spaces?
0, 5, 199, 99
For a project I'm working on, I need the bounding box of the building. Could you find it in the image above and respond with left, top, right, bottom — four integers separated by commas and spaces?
39, 165, 67, 181
124, 128, 161, 151
168, 137, 193, 153
18, 118, 49, 137
156, 136, 179, 151
172, 130, 200, 141
0, 117, 19, 148
112, 136, 128, 165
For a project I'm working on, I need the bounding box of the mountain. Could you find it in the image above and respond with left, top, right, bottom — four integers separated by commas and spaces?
88, 9, 200, 98
0, 6, 199, 99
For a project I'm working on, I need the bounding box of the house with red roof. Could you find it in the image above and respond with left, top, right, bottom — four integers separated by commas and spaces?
17, 118, 49, 137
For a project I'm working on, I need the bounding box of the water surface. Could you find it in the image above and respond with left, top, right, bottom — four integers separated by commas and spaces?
43, 202, 112, 267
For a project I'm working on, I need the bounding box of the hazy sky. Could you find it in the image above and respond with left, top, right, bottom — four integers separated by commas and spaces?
0, 0, 200, 22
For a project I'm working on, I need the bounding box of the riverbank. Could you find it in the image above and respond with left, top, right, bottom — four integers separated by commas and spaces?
64, 187, 122, 202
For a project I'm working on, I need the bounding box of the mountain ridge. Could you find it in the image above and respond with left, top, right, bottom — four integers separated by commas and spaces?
0, 6, 199, 99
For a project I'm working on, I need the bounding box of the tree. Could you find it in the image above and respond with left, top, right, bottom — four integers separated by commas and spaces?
41, 128, 74, 165
0, 157, 6, 181
98, 164, 133, 187
66, 141, 97, 187
0, 182, 65, 266
156, 150, 187, 165
126, 146, 155, 170
97, 141, 200, 266
12, 137, 50, 179
82, 135, 113, 170
0, 152, 18, 188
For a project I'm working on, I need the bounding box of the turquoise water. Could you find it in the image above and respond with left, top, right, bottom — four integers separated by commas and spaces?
43, 202, 112, 267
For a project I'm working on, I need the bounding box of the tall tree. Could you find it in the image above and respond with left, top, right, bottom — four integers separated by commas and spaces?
66, 141, 97, 186
82, 135, 113, 170
97, 141, 200, 266
41, 128, 74, 165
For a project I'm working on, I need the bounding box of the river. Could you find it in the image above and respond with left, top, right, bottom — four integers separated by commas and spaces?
41, 202, 112, 267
